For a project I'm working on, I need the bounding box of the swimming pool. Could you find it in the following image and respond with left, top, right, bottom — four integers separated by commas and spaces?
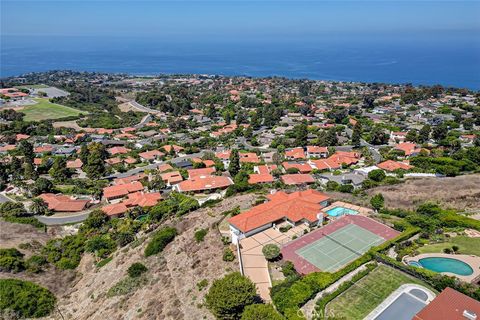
413, 257, 473, 276
325, 206, 358, 217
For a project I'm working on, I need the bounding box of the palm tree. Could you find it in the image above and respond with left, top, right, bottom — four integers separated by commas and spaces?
30, 197, 51, 216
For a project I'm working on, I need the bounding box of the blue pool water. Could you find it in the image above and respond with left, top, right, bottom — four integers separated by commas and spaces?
416, 257, 473, 276
326, 207, 358, 217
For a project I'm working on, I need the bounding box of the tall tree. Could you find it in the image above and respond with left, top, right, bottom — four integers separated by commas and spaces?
418, 124, 431, 143
30, 198, 51, 216
351, 123, 362, 147
294, 123, 308, 147
228, 149, 240, 177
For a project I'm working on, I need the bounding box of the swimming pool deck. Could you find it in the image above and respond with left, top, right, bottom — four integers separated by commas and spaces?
321, 201, 373, 217
406, 253, 480, 283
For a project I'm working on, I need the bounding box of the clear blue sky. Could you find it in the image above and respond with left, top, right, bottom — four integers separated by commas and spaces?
2, 1, 480, 38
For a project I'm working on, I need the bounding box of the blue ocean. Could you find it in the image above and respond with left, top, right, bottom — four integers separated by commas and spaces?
1, 32, 479, 89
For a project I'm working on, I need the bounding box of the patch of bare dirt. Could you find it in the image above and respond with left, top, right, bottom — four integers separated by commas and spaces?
52, 120, 82, 130
367, 174, 480, 211
50, 194, 257, 320
0, 221, 77, 296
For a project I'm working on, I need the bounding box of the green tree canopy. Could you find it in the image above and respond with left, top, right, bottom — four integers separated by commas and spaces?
205, 272, 258, 320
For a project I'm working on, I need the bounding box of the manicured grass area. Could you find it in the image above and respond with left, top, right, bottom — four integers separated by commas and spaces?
21, 98, 86, 121
417, 236, 480, 256
325, 265, 433, 319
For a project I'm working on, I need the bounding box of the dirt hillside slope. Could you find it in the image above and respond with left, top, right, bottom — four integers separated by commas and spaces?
49, 194, 256, 320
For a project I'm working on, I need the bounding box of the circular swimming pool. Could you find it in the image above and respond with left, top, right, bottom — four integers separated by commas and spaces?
416, 257, 473, 276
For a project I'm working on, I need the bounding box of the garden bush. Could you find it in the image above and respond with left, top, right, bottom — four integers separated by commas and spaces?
262, 244, 281, 261
0, 279, 56, 318
144, 227, 177, 257
127, 262, 148, 278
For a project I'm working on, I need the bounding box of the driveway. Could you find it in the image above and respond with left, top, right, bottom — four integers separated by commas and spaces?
239, 224, 309, 301
36, 211, 91, 225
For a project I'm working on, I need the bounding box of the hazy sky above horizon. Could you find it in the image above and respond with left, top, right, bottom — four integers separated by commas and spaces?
2, 1, 480, 38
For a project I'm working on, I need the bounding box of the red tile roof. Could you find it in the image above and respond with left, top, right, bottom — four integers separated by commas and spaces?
248, 173, 274, 184
107, 146, 130, 155
138, 149, 164, 160
39, 193, 89, 212
175, 175, 233, 192
187, 167, 216, 178
113, 173, 147, 185
281, 174, 315, 185
414, 287, 480, 320
377, 160, 412, 171
228, 190, 330, 233
66, 159, 83, 169
239, 152, 260, 163
103, 181, 144, 199
285, 147, 306, 159
161, 171, 184, 184
158, 163, 174, 172
282, 162, 314, 173
307, 146, 328, 154
102, 203, 129, 217
123, 191, 162, 207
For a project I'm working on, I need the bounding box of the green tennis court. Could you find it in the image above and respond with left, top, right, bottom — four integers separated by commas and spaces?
295, 224, 385, 272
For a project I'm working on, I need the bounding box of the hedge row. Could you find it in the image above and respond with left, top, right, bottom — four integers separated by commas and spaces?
271, 227, 420, 319
313, 263, 377, 320
375, 254, 480, 301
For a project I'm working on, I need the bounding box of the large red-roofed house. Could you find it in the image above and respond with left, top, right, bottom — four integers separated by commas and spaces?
228, 190, 330, 244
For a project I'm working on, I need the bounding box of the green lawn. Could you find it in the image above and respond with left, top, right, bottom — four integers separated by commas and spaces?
326, 265, 434, 319
21, 98, 86, 121
417, 236, 480, 256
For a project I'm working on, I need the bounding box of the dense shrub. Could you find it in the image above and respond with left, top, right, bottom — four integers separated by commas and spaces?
42, 234, 86, 269
0, 279, 56, 318
368, 169, 386, 182
241, 304, 284, 320
84, 235, 117, 258
223, 248, 235, 262
262, 244, 281, 261
205, 272, 258, 320
127, 262, 148, 278
144, 227, 177, 257
194, 228, 208, 243
0, 248, 25, 273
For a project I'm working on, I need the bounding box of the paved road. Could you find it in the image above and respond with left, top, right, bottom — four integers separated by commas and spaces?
36, 211, 91, 225
129, 100, 160, 114
345, 127, 383, 164
135, 114, 152, 129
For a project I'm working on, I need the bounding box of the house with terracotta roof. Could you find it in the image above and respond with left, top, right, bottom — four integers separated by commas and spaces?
113, 173, 147, 186
239, 152, 261, 163
39, 193, 90, 212
103, 181, 144, 202
173, 175, 233, 193
138, 149, 164, 162
228, 190, 330, 243
414, 287, 480, 320
282, 162, 314, 173
215, 150, 232, 167
101, 202, 129, 217
107, 146, 131, 155
161, 171, 184, 187
66, 159, 83, 169
157, 163, 174, 172
254, 164, 277, 175
281, 174, 316, 185
306, 146, 329, 158
390, 131, 408, 143
248, 173, 274, 185
187, 167, 216, 178
285, 147, 306, 160
162, 144, 184, 154
377, 160, 413, 172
